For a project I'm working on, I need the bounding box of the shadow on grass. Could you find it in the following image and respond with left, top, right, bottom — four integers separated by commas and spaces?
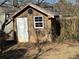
69, 54, 79, 59
1, 48, 27, 59
0, 40, 17, 52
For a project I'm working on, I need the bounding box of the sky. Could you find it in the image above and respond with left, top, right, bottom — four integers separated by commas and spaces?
45, 0, 59, 4
0, 0, 59, 3
46, 0, 76, 4
67, 0, 76, 4
0, 0, 77, 4
47, 0, 76, 4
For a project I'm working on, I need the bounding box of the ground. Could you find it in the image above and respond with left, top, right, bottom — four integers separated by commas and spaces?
1, 42, 79, 59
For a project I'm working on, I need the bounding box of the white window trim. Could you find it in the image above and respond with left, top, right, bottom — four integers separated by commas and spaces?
34, 16, 44, 29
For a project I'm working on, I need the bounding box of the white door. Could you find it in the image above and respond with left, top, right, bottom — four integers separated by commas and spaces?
17, 17, 28, 43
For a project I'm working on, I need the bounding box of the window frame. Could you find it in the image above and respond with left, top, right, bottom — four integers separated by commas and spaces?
34, 16, 44, 29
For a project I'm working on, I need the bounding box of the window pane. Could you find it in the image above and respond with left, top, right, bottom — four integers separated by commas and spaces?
35, 17, 39, 21
39, 17, 42, 21
39, 23, 43, 27
35, 17, 38, 20
35, 17, 42, 21
36, 23, 39, 27
35, 23, 43, 27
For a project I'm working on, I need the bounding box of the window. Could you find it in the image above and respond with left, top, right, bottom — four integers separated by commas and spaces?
34, 16, 44, 29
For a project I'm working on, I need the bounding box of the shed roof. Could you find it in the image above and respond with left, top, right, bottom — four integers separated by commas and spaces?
12, 3, 59, 18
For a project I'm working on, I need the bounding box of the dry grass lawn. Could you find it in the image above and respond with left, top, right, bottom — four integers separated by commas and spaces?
1, 42, 79, 59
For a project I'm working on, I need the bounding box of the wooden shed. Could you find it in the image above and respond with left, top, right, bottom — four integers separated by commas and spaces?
12, 3, 59, 43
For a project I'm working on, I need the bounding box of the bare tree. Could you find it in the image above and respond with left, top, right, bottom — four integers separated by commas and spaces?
37, 0, 45, 5
0, 0, 8, 6
76, 0, 79, 3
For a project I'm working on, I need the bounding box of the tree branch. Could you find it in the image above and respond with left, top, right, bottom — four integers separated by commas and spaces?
0, 0, 8, 6
37, 0, 45, 5
5, 19, 13, 25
